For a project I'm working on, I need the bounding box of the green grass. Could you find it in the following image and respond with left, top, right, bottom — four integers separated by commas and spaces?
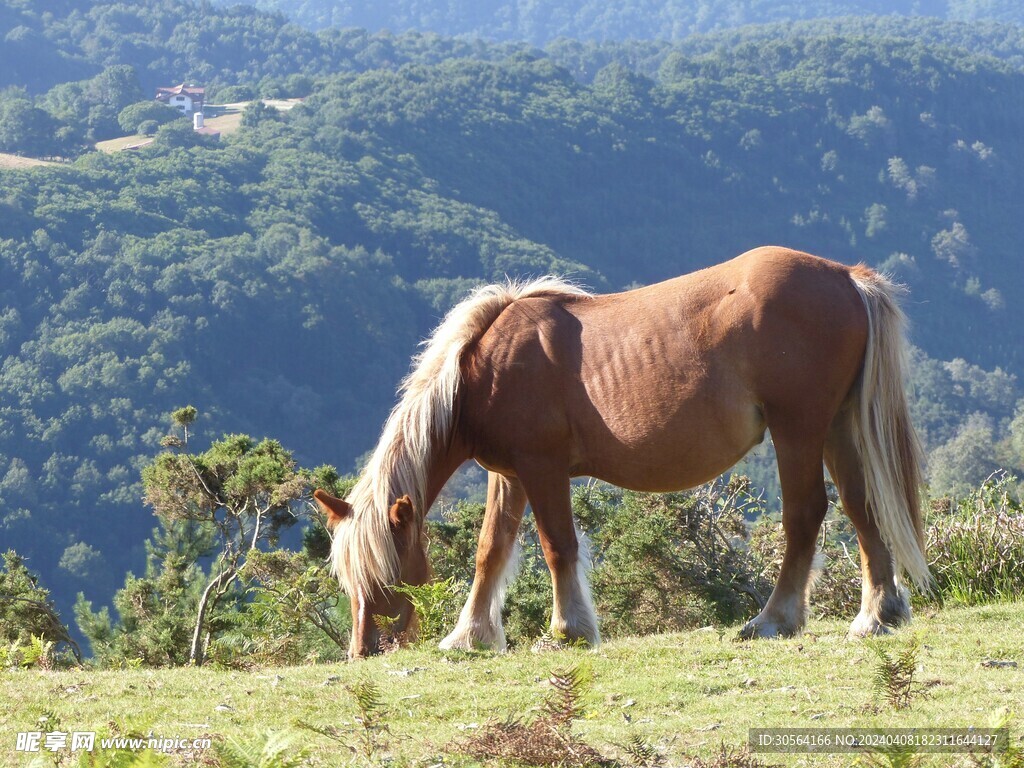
0, 152, 60, 168
95, 134, 154, 153
2, 604, 1022, 766
203, 110, 243, 135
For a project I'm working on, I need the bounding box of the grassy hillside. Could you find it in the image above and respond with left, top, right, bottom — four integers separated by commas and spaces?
0, 153, 58, 169
4, 604, 1022, 766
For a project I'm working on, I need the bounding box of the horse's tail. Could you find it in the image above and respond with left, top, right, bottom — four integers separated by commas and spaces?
846, 266, 931, 592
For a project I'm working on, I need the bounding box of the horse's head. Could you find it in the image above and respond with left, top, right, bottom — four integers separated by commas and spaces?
313, 489, 430, 659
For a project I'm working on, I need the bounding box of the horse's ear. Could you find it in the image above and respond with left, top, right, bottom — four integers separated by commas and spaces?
313, 489, 351, 531
388, 495, 415, 530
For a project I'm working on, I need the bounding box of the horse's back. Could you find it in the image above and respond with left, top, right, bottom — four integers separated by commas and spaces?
568, 245, 869, 405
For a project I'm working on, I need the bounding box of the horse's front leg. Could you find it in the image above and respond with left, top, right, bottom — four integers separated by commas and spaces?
440, 472, 526, 651
519, 467, 600, 646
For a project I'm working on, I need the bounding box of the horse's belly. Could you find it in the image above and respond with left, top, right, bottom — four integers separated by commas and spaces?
571, 398, 766, 492
575, 434, 764, 492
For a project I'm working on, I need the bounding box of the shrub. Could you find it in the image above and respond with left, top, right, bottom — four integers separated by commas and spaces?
208, 549, 350, 667
153, 118, 206, 148
428, 472, 1023, 649
211, 85, 257, 103
0, 550, 80, 664
501, 537, 552, 645
117, 100, 181, 134
431, 478, 778, 645
426, 500, 482, 584
75, 520, 212, 667
580, 478, 770, 636
927, 473, 1024, 605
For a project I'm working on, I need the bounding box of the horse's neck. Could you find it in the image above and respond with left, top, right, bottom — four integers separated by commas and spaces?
419, 434, 471, 517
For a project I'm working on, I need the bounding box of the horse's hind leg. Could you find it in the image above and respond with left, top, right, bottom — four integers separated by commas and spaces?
741, 426, 829, 639
518, 467, 600, 646
825, 412, 911, 637
440, 472, 527, 651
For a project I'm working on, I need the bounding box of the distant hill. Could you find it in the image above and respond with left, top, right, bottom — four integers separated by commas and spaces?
219, 0, 1024, 42
0, 0, 523, 95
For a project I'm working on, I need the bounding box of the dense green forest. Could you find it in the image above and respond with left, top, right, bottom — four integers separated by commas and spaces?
1, 0, 1023, 637
5, 0, 1024, 152
221, 0, 1024, 42
0, 0, 525, 95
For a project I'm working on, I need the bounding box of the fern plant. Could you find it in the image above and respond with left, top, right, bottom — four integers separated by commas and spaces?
968, 710, 1023, 768
24, 635, 55, 668
0, 640, 18, 668
456, 664, 610, 766
1, 635, 55, 668
215, 731, 308, 768
542, 665, 591, 728
390, 577, 464, 642
621, 733, 663, 767
348, 678, 390, 761
869, 635, 922, 710
297, 678, 392, 763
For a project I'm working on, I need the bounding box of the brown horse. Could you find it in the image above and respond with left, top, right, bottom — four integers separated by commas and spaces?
314, 246, 930, 659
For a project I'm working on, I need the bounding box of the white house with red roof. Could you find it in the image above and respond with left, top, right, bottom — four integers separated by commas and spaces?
155, 83, 205, 115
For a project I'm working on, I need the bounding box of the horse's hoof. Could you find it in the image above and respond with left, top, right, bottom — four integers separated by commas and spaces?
438, 634, 470, 651
848, 612, 895, 639
439, 625, 504, 652
438, 633, 485, 651
739, 621, 777, 640
738, 618, 799, 640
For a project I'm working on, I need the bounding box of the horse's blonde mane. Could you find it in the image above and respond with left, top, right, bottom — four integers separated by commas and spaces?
331, 276, 590, 596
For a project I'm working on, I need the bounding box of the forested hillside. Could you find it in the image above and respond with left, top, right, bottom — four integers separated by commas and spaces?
1, 0, 1023, 625
223, 0, 1024, 42
4, 0, 1024, 149
0, 0, 522, 95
